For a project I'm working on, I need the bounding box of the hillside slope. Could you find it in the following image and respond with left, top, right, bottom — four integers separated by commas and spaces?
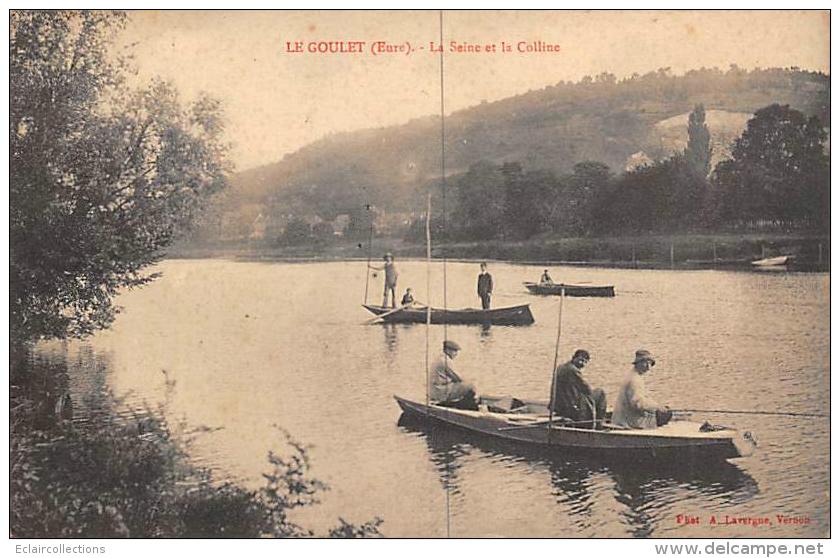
230, 67, 829, 218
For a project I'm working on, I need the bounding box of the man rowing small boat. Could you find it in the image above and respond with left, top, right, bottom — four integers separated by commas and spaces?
540, 269, 554, 285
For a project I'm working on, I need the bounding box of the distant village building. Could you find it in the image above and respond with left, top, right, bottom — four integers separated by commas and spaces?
625, 151, 654, 172
332, 214, 351, 236
249, 213, 267, 240
375, 211, 415, 236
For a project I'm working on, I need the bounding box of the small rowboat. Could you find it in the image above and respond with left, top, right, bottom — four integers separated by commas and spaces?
751, 255, 793, 267
362, 303, 534, 326
394, 395, 756, 463
524, 282, 615, 297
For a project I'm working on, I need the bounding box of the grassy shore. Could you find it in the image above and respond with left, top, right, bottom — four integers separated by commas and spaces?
170, 232, 829, 271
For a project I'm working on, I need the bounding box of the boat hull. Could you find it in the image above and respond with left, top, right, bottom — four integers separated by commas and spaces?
395, 396, 753, 463
751, 255, 792, 267
524, 282, 615, 297
363, 304, 534, 325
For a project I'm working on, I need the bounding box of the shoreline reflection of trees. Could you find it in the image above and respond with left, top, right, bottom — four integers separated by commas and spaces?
397, 411, 757, 537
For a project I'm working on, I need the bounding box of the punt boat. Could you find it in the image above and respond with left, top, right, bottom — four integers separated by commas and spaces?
524, 282, 615, 297
394, 395, 756, 463
362, 303, 535, 326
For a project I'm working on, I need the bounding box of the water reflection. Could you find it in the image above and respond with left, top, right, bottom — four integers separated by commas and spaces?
382, 323, 399, 353
397, 411, 758, 537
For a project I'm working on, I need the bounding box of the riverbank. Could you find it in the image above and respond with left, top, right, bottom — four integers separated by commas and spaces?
170, 232, 829, 271
10, 349, 383, 538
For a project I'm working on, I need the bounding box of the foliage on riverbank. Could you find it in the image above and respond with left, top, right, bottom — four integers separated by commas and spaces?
10, 356, 383, 538
168, 232, 829, 271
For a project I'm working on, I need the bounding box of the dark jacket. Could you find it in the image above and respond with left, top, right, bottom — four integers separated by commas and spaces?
550, 361, 594, 419
477, 272, 493, 296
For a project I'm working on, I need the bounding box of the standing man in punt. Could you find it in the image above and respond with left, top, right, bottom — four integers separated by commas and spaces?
369, 253, 399, 308
550, 349, 606, 424
477, 262, 493, 310
612, 349, 672, 429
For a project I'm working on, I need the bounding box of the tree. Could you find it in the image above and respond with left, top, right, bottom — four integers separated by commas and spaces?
10, 11, 230, 344
551, 161, 612, 235
685, 104, 711, 178
450, 161, 506, 240
281, 218, 312, 245
712, 104, 829, 228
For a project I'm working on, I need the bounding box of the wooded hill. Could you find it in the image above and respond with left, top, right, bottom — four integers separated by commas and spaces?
227, 67, 829, 221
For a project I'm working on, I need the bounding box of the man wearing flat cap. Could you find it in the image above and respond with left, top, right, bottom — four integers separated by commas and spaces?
430, 340, 479, 410
550, 349, 606, 423
612, 349, 672, 429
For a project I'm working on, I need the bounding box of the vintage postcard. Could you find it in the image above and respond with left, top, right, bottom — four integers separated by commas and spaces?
8, 9, 830, 543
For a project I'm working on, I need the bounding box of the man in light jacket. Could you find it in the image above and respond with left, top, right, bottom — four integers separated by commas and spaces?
430, 340, 479, 410
612, 349, 672, 429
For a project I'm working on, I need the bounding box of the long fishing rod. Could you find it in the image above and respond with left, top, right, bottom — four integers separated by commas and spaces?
546, 287, 566, 441
674, 408, 829, 418
363, 204, 374, 305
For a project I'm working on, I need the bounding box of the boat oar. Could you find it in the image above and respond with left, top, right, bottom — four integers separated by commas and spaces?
363, 302, 416, 325
673, 408, 829, 418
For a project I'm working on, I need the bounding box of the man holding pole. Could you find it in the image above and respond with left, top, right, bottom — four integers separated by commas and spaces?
369, 253, 398, 308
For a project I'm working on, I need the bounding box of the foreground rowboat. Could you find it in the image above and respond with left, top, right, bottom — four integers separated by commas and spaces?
524, 282, 615, 297
395, 395, 756, 463
363, 303, 535, 325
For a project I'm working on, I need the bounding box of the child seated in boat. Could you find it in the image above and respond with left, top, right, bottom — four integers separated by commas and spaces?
431, 340, 479, 410
612, 349, 673, 429
401, 288, 416, 306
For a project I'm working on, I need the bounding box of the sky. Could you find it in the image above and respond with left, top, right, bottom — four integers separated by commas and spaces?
118, 10, 830, 171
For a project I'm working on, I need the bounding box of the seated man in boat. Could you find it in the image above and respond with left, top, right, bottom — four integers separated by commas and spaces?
611, 349, 673, 429
550, 349, 607, 423
431, 340, 479, 410
540, 269, 554, 285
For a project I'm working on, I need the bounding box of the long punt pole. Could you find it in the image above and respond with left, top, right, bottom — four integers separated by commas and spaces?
363, 204, 374, 305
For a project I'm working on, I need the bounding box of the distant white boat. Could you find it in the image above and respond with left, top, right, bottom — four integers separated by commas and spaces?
751, 255, 792, 267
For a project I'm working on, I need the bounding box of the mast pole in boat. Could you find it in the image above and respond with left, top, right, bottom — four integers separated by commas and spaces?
425, 193, 432, 410
547, 288, 566, 441
363, 204, 374, 305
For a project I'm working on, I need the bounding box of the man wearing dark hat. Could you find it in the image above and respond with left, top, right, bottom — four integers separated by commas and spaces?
611, 349, 672, 429
550, 349, 606, 423
431, 340, 479, 410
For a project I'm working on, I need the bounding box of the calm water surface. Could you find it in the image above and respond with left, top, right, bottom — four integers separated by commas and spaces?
41, 259, 829, 537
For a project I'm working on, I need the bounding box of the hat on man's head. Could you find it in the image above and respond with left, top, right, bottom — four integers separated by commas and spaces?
443, 340, 461, 352
384, 252, 393, 259
633, 349, 655, 365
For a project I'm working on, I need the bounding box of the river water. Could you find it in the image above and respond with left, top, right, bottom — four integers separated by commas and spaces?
39, 259, 829, 538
